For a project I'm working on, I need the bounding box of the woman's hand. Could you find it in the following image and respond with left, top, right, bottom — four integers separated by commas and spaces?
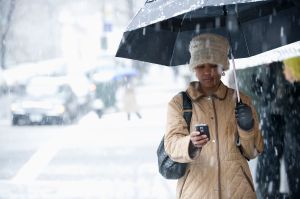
190, 131, 209, 148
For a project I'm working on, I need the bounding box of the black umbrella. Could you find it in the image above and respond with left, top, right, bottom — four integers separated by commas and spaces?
116, 0, 300, 101
116, 0, 300, 66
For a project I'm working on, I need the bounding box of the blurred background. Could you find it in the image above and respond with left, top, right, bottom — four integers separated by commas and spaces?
0, 1, 186, 198
0, 0, 299, 199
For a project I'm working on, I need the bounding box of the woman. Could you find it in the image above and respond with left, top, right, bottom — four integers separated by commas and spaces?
164, 33, 264, 199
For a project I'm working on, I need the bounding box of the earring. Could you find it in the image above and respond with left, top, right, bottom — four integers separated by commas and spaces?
221, 71, 225, 76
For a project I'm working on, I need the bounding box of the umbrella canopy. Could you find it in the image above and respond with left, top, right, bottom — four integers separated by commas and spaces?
116, 0, 300, 66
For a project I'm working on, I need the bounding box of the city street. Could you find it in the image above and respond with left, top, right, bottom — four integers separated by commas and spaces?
0, 67, 181, 199
0, 115, 176, 199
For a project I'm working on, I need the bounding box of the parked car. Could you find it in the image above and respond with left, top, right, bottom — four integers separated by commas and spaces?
10, 76, 79, 125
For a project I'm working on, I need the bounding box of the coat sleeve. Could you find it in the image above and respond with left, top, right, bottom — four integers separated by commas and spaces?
237, 95, 264, 160
164, 95, 197, 163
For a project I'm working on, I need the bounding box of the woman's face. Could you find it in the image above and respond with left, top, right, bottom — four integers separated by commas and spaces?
194, 63, 222, 93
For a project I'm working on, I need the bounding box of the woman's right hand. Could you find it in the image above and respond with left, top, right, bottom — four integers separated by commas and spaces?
190, 131, 209, 148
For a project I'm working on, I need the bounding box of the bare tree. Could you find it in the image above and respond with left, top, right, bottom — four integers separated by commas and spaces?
0, 0, 16, 69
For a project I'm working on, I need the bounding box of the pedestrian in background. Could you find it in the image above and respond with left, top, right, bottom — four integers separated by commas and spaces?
122, 78, 142, 120
253, 62, 285, 199
248, 57, 300, 199
164, 33, 264, 199
256, 58, 300, 198
281, 57, 300, 198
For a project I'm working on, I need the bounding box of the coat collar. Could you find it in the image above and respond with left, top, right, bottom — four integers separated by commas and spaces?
186, 81, 228, 101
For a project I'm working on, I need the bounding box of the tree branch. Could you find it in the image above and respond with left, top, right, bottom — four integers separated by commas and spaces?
1, 0, 16, 69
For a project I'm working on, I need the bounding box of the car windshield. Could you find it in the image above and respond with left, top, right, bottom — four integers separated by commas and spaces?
26, 78, 67, 97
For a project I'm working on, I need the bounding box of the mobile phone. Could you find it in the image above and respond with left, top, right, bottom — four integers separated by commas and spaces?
195, 124, 210, 140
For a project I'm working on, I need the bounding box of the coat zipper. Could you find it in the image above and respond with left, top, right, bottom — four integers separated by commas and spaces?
212, 98, 222, 199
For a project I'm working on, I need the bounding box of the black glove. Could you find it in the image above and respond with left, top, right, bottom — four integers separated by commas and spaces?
235, 101, 254, 131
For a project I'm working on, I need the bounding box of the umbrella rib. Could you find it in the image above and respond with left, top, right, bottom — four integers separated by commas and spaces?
238, 20, 250, 57
169, 12, 189, 66
169, 35, 180, 66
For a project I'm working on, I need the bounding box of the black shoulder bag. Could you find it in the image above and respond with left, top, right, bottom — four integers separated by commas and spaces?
157, 91, 192, 179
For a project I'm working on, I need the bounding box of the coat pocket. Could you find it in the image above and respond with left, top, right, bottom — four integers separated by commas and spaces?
178, 169, 190, 198
240, 165, 255, 193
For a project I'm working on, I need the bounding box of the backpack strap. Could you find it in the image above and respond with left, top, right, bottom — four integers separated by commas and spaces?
180, 91, 192, 133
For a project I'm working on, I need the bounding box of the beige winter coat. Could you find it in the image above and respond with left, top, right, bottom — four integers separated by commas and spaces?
164, 81, 264, 199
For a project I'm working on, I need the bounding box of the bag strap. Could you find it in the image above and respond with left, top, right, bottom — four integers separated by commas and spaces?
180, 91, 192, 132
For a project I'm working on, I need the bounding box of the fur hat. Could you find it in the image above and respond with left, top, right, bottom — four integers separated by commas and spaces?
189, 33, 230, 70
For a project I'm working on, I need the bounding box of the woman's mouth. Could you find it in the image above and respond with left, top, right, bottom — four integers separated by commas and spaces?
203, 78, 213, 82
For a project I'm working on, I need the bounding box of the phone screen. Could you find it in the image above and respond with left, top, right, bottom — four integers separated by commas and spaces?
195, 124, 210, 140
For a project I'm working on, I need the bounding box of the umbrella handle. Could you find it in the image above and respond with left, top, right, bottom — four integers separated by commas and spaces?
231, 52, 240, 103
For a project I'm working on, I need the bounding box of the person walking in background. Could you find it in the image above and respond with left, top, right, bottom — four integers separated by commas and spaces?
253, 62, 285, 199
164, 33, 264, 199
122, 78, 142, 120
281, 57, 300, 198
253, 57, 300, 199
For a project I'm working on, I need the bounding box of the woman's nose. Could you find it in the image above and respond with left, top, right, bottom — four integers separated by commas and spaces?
203, 67, 212, 74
